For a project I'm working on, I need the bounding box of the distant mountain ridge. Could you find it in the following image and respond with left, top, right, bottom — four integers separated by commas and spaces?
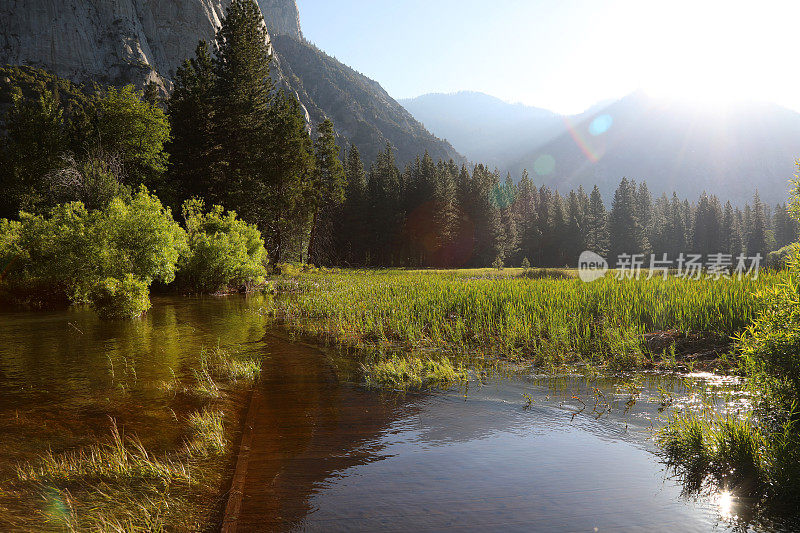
0, 0, 460, 166
400, 92, 563, 169
402, 91, 800, 205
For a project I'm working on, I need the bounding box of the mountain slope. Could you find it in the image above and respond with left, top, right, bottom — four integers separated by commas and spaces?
273, 37, 460, 166
511, 92, 800, 206
400, 92, 562, 168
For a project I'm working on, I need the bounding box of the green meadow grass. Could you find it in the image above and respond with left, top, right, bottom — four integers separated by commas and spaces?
266, 268, 784, 369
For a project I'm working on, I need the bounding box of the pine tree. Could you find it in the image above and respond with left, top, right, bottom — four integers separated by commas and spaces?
338, 144, 368, 265
774, 203, 798, 248
565, 190, 585, 264
550, 192, 568, 266
635, 181, 653, 255
263, 91, 315, 262
747, 191, 768, 258
308, 119, 346, 265
585, 185, 609, 257
367, 143, 402, 265
212, 0, 274, 225
691, 193, 723, 256
499, 174, 520, 264
514, 170, 539, 265
536, 186, 553, 265
168, 41, 217, 207
721, 201, 736, 255
608, 178, 646, 263
432, 160, 459, 267
472, 166, 503, 266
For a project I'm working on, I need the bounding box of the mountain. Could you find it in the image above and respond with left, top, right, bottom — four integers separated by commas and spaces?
0, 0, 458, 166
511, 92, 800, 206
400, 92, 563, 169
273, 37, 460, 165
402, 91, 800, 205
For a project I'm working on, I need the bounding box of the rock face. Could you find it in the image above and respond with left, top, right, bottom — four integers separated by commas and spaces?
0, 0, 300, 90
257, 0, 302, 39
0, 0, 236, 90
0, 0, 459, 165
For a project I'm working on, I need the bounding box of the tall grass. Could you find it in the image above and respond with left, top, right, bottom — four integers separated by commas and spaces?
266, 269, 780, 367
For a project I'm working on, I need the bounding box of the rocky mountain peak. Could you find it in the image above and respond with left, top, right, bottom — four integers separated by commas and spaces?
257, 0, 302, 39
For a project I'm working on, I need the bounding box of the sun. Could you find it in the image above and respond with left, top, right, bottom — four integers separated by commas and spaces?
628, 0, 800, 108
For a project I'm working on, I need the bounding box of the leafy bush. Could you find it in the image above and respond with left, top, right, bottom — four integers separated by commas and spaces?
177, 199, 267, 293
102, 188, 187, 284
0, 188, 186, 313
89, 275, 151, 319
738, 251, 800, 412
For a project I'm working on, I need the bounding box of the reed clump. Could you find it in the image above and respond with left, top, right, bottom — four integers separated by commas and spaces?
363, 355, 467, 390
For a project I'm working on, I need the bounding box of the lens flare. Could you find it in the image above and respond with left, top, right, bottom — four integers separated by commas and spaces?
589, 114, 613, 136
563, 116, 601, 163
533, 154, 556, 176
716, 490, 735, 519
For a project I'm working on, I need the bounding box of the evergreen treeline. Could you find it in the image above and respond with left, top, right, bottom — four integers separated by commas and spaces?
0, 0, 795, 271
328, 150, 796, 268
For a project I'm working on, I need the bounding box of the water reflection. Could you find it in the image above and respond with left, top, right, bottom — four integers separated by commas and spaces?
2, 298, 798, 531
0, 295, 270, 468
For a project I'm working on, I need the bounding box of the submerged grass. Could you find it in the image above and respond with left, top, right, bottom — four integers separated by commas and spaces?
7, 346, 262, 532
15, 420, 190, 488
363, 355, 467, 390
186, 408, 227, 457
265, 268, 779, 370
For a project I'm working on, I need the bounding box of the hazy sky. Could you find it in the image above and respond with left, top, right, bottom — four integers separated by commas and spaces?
296, 0, 800, 114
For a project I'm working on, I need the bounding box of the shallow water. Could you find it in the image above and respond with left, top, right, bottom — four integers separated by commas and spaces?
0, 296, 796, 531
237, 333, 796, 532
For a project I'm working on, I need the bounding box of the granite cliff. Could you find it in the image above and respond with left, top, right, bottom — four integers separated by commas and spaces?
0, 0, 459, 165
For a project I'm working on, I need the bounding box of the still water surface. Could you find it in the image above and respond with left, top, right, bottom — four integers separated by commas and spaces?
0, 296, 796, 532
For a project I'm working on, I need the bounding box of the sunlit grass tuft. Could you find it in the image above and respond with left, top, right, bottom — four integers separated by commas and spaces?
363, 355, 467, 390
185, 408, 226, 457
15, 420, 190, 487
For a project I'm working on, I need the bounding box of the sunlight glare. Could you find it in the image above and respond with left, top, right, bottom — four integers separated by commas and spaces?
623, 0, 800, 108
716, 491, 735, 520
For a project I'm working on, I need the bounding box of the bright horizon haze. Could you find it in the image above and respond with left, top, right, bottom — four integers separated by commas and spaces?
296, 0, 800, 115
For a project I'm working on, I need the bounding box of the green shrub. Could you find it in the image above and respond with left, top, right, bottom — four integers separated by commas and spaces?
738, 251, 800, 411
88, 275, 151, 319
0, 188, 186, 314
177, 199, 267, 293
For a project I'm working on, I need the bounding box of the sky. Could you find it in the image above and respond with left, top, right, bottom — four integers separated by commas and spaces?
296, 0, 800, 114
